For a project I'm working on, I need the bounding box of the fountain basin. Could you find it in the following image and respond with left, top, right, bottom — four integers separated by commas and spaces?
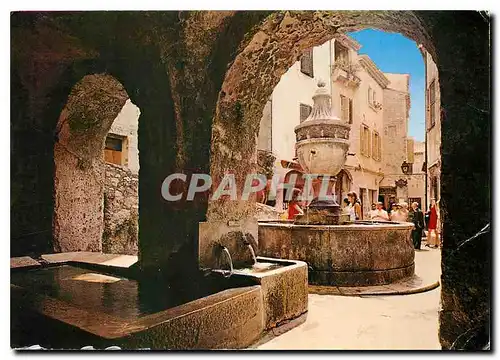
258, 221, 415, 286
295, 137, 350, 175
232, 257, 308, 330
11, 254, 307, 349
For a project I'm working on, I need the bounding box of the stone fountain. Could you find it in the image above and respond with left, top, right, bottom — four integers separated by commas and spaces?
293, 80, 351, 225
258, 82, 415, 287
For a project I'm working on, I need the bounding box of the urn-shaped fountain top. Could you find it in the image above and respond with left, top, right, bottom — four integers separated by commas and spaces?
294, 81, 351, 176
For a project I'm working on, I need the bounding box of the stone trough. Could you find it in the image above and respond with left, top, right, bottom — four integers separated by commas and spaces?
11, 252, 307, 349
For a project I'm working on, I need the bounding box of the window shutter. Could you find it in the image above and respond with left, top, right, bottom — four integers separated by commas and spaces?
367, 128, 371, 157
348, 99, 353, 124
340, 95, 348, 122
300, 104, 312, 123
300, 49, 314, 77
359, 125, 366, 155
377, 134, 380, 160
104, 135, 124, 166
372, 132, 376, 160
429, 80, 436, 127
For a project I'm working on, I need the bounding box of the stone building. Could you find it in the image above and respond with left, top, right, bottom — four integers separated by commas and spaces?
423, 49, 441, 210
407, 139, 426, 207
105, 99, 140, 175
377, 73, 415, 208
103, 100, 140, 255
258, 34, 415, 217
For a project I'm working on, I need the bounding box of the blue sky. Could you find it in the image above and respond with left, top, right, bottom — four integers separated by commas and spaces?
348, 29, 425, 142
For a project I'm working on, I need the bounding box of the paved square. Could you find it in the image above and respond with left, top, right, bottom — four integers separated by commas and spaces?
258, 248, 441, 350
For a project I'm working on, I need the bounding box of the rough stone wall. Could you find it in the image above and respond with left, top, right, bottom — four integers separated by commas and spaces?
425, 12, 490, 350
53, 74, 128, 252
10, 14, 99, 257
379, 78, 410, 200
103, 163, 139, 255
381, 74, 409, 178
257, 99, 272, 152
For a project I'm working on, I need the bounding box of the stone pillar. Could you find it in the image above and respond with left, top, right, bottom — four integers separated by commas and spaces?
53, 75, 128, 253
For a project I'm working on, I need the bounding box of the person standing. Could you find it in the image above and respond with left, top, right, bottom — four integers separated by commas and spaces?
387, 196, 396, 215
287, 189, 304, 220
368, 203, 377, 219
390, 204, 403, 222
426, 199, 440, 248
371, 202, 389, 221
347, 191, 362, 221
411, 202, 424, 249
400, 202, 409, 221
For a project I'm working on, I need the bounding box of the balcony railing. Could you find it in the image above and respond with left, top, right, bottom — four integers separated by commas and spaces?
331, 59, 361, 88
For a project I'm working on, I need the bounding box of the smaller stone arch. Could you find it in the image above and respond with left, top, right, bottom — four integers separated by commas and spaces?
53, 74, 129, 252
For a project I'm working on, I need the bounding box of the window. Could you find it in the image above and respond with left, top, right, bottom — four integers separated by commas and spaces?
340, 95, 353, 124
348, 98, 353, 124
373, 91, 377, 105
429, 79, 436, 128
369, 189, 377, 205
300, 103, 312, 123
372, 131, 381, 161
368, 87, 373, 105
334, 41, 349, 63
104, 134, 127, 166
360, 125, 371, 157
300, 49, 314, 77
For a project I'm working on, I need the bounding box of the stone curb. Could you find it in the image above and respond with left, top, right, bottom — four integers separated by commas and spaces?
308, 278, 440, 297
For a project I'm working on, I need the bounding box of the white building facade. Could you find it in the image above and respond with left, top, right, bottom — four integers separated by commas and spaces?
258, 34, 421, 217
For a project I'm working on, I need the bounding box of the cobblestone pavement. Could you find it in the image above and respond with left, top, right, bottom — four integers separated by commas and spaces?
258, 247, 442, 350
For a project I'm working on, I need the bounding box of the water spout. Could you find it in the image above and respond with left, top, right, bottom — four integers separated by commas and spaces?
247, 243, 257, 266
240, 227, 257, 267
212, 246, 234, 278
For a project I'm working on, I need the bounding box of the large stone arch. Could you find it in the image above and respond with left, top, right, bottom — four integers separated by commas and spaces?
208, 11, 434, 221
53, 74, 129, 252
207, 11, 490, 349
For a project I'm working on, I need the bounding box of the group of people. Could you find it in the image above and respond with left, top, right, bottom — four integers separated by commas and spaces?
341, 195, 441, 251
285, 188, 441, 251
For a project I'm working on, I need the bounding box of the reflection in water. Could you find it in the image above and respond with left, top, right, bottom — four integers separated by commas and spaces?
11, 265, 252, 320
238, 262, 283, 274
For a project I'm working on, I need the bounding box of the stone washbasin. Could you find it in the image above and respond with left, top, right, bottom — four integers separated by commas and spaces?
11, 253, 307, 349
257, 220, 415, 286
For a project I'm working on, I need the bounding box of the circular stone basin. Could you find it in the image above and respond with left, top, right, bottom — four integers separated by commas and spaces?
257, 220, 415, 286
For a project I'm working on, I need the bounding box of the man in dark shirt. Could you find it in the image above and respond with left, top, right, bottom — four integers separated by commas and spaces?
411, 202, 425, 250
388, 195, 396, 215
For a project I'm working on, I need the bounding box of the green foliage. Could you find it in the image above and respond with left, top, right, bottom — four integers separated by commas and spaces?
257, 150, 276, 179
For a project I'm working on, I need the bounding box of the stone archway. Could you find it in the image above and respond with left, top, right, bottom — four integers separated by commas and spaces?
53, 74, 129, 252
208, 11, 435, 222
207, 11, 490, 350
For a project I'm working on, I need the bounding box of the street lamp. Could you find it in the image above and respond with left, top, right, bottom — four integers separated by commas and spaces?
401, 161, 410, 175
